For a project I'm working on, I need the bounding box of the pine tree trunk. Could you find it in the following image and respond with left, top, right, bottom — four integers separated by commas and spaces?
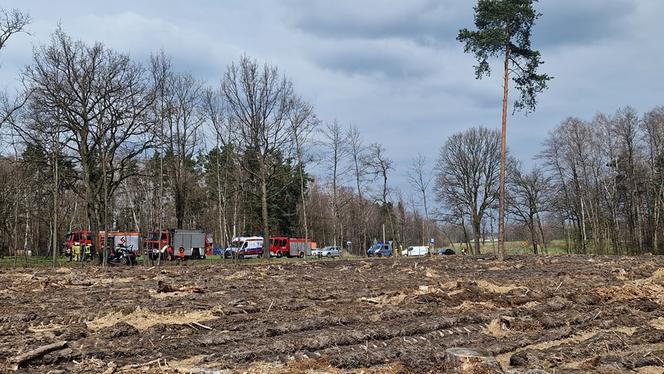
299, 163, 309, 242
52, 146, 59, 267
498, 46, 510, 261
260, 162, 270, 259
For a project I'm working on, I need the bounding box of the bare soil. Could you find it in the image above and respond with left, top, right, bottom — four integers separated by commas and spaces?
0, 255, 663, 373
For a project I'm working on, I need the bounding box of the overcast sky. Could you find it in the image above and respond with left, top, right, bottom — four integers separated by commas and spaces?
1, 0, 663, 196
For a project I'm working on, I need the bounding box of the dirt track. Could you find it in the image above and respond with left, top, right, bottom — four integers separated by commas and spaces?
1, 255, 663, 373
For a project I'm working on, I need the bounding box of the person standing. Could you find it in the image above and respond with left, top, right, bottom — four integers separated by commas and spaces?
84, 243, 92, 261
72, 242, 81, 262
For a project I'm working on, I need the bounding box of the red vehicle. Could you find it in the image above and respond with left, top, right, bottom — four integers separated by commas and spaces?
63, 230, 94, 255
269, 237, 311, 258
144, 230, 170, 259
144, 229, 207, 260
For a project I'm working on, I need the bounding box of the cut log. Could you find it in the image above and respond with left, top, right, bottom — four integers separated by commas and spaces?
10, 340, 68, 370
156, 281, 205, 293
443, 347, 504, 374
156, 281, 177, 293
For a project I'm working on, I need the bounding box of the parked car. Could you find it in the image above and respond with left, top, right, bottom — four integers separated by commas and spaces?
367, 243, 381, 256
436, 248, 455, 255
368, 242, 393, 257
317, 246, 341, 257
404, 245, 429, 256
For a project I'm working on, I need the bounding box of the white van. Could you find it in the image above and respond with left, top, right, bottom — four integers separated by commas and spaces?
224, 236, 264, 258
404, 246, 429, 256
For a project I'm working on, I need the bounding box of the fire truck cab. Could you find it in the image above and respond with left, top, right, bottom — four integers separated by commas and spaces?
63, 230, 94, 257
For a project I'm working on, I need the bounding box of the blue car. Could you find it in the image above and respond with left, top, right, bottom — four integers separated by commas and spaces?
367, 242, 393, 257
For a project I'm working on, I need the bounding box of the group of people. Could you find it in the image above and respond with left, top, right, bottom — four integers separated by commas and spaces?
160, 244, 186, 262
65, 242, 93, 262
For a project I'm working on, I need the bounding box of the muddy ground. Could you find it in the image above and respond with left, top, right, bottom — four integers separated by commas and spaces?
0, 255, 663, 373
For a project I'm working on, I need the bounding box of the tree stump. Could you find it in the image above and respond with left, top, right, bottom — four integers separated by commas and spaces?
443, 347, 504, 374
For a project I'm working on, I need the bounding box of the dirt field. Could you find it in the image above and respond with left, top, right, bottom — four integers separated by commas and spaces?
0, 255, 663, 373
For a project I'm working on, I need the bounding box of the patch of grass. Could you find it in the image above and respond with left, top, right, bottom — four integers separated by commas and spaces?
0, 256, 69, 268
451, 240, 572, 256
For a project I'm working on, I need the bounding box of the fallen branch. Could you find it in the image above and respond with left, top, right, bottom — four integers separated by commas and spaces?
360, 297, 381, 304
10, 340, 68, 370
192, 322, 213, 331
554, 281, 563, 291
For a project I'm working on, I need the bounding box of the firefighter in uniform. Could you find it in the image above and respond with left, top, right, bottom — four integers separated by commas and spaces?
84, 243, 92, 261
72, 242, 81, 262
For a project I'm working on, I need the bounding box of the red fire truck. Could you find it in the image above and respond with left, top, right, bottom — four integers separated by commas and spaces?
63, 230, 94, 259
144, 229, 207, 260
269, 237, 311, 258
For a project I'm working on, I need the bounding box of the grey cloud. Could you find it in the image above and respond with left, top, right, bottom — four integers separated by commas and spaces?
310, 40, 438, 79
0, 0, 662, 191
535, 0, 637, 47
285, 0, 468, 46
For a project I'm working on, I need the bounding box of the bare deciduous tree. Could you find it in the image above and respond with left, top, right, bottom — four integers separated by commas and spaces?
322, 121, 349, 247
221, 56, 295, 258
23, 29, 157, 265
346, 125, 370, 253
154, 54, 204, 229
507, 163, 550, 254
0, 8, 30, 131
408, 153, 433, 245
288, 96, 318, 242
365, 143, 395, 245
435, 127, 500, 255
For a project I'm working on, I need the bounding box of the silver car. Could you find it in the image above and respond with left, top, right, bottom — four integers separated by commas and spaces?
318, 246, 341, 257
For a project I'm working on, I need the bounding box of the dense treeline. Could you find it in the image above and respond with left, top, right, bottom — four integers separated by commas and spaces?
432, 107, 664, 256
0, 27, 448, 257
540, 107, 664, 254
1, 14, 663, 258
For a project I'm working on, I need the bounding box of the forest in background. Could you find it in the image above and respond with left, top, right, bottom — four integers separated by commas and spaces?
0, 10, 663, 257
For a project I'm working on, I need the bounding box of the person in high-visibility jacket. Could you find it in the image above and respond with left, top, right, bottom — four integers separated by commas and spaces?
72, 242, 81, 262
83, 243, 92, 261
